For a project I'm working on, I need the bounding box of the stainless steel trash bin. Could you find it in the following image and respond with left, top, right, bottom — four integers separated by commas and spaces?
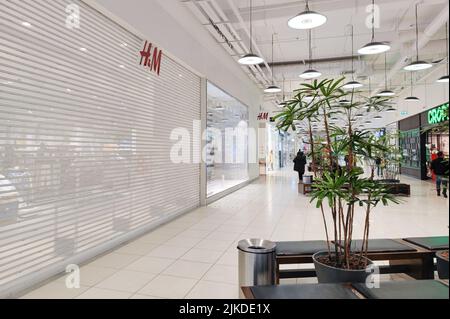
238, 239, 277, 299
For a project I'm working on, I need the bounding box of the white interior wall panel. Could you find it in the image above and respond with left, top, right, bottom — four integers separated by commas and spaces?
0, 0, 201, 295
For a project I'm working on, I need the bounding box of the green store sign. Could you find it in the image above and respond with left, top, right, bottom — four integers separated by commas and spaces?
428, 103, 449, 125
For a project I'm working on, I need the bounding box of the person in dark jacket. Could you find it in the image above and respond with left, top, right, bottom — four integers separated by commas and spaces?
294, 151, 307, 182
430, 151, 449, 198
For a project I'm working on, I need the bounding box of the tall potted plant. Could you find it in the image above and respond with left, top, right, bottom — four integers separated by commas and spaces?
274, 78, 401, 283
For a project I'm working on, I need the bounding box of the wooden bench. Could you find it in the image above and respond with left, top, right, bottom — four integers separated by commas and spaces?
298, 182, 313, 195
382, 183, 411, 196
275, 238, 449, 283
242, 280, 449, 299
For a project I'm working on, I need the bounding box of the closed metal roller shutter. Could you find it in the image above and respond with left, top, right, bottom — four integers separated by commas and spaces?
0, 0, 201, 295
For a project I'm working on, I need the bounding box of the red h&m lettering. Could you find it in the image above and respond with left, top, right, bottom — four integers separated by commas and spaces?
139, 41, 163, 76
258, 112, 269, 121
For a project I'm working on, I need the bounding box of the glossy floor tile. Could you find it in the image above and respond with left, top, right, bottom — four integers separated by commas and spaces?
20, 170, 449, 299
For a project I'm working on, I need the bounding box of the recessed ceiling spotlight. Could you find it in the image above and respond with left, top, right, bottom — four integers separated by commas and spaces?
80, 47, 88, 52
21, 22, 32, 27
437, 75, 449, 83
385, 107, 396, 113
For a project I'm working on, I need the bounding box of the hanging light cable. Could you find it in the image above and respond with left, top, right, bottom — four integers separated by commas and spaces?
359, 0, 391, 55
288, 0, 327, 30
404, 4, 432, 71
378, 52, 395, 96
239, 0, 265, 65
344, 25, 364, 89
405, 72, 420, 102
300, 29, 322, 79
265, 33, 282, 93
437, 22, 449, 83
278, 75, 287, 107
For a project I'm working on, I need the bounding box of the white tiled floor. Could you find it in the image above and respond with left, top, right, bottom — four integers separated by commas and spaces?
20, 170, 449, 299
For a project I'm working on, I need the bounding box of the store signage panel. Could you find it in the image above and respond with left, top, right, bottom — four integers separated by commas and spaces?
257, 112, 269, 121
427, 103, 449, 125
139, 40, 163, 76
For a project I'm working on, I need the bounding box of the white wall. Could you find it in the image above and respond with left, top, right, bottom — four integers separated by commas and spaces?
88, 0, 263, 179
381, 69, 449, 128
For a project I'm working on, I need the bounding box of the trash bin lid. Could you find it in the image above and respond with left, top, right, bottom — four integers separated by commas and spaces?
238, 239, 276, 254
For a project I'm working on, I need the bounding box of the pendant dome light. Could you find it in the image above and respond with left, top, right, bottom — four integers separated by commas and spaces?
378, 52, 396, 96
300, 29, 322, 79
437, 23, 449, 83
239, 0, 264, 65
404, 4, 432, 71
343, 25, 364, 90
405, 72, 420, 102
288, 0, 327, 30
358, 0, 391, 55
265, 34, 282, 93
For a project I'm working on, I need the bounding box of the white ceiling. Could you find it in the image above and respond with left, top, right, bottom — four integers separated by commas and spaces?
183, 0, 449, 127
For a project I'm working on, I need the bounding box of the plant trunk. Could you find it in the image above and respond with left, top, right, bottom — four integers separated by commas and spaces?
309, 118, 332, 258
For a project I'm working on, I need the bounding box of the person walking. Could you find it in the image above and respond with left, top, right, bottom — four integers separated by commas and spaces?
430, 151, 449, 198
375, 156, 383, 177
268, 150, 274, 171
294, 151, 307, 182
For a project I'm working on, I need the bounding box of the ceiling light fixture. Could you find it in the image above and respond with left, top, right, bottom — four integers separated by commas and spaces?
339, 99, 351, 105
378, 52, 395, 96
404, 4, 432, 71
437, 22, 449, 83
239, 0, 264, 65
405, 72, 420, 102
265, 33, 282, 93
358, 0, 391, 55
343, 25, 363, 90
21, 22, 32, 27
374, 115, 383, 119
288, 0, 327, 30
300, 29, 322, 79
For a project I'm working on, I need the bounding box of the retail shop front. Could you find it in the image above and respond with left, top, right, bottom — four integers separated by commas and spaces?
398, 103, 449, 180
0, 0, 212, 297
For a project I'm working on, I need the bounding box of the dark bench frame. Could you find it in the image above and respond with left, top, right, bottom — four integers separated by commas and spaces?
276, 239, 440, 284
241, 280, 449, 299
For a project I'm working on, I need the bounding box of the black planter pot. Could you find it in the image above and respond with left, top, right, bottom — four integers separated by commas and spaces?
313, 251, 374, 284
436, 250, 449, 279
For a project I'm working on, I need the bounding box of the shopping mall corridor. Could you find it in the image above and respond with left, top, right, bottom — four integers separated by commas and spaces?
21, 171, 449, 299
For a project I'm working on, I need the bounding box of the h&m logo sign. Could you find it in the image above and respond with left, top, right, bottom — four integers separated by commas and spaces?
257, 112, 269, 121
139, 41, 163, 76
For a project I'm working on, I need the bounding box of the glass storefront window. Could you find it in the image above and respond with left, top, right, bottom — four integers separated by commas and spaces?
206, 82, 249, 197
